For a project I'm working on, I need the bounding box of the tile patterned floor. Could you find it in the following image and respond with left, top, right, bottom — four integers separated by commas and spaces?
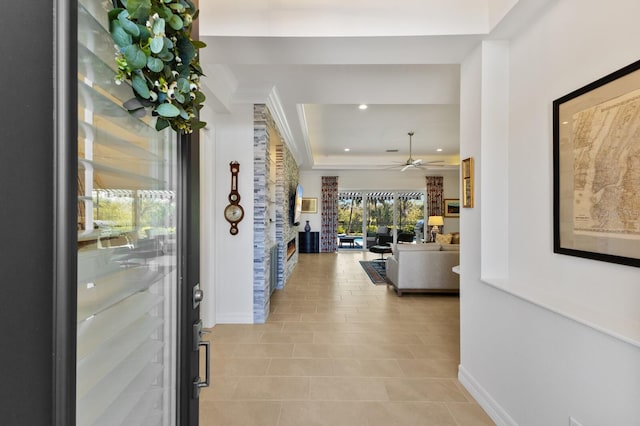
200, 251, 494, 426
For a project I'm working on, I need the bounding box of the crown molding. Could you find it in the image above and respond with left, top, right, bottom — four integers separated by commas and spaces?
296, 104, 314, 168
266, 87, 303, 166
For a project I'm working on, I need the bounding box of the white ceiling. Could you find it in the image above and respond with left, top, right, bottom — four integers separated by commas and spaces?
197, 0, 548, 171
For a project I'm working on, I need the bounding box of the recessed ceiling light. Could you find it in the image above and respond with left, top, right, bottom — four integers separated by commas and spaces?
344, 148, 350, 152
562, 121, 569, 125
358, 104, 368, 110
436, 148, 443, 152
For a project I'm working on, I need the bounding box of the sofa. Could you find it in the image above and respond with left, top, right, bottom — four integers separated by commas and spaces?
385, 243, 460, 296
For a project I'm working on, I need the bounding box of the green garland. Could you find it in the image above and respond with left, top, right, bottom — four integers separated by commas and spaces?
108, 0, 206, 133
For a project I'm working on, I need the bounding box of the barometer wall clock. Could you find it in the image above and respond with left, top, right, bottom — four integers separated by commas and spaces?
224, 161, 244, 235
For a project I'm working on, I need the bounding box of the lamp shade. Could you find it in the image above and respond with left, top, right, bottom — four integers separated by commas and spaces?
427, 216, 444, 226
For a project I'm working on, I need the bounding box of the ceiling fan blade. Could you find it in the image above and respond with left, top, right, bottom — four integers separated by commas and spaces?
412, 159, 423, 165
400, 164, 412, 172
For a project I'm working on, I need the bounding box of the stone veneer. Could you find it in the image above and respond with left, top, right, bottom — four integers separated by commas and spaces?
253, 104, 299, 323
277, 141, 300, 285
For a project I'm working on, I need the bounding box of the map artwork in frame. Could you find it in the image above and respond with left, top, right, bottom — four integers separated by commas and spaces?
553, 59, 640, 267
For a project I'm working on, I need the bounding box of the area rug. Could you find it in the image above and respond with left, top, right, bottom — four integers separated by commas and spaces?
359, 260, 387, 285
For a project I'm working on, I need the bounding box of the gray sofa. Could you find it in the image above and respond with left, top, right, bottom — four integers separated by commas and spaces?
385, 243, 460, 296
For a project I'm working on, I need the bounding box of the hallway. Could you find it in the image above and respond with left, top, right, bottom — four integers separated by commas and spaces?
200, 251, 493, 425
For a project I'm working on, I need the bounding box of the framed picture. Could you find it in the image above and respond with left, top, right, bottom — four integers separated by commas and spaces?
443, 199, 460, 217
301, 197, 317, 213
461, 157, 474, 208
553, 58, 640, 267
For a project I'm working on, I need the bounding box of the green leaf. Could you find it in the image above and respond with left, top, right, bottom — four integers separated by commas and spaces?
158, 50, 174, 62
108, 8, 125, 22
152, 17, 165, 35
177, 78, 190, 93
175, 92, 185, 104
192, 119, 206, 130
156, 5, 172, 19
150, 35, 164, 54
137, 24, 151, 41
118, 11, 140, 37
190, 62, 204, 76
156, 103, 181, 117
194, 91, 205, 104
169, 3, 185, 12
163, 36, 174, 50
178, 106, 189, 119
184, 0, 195, 11
191, 40, 207, 49
156, 118, 171, 131
123, 45, 147, 70
110, 21, 132, 48
147, 56, 164, 72
176, 36, 195, 65
125, 0, 152, 21
132, 74, 151, 99
168, 14, 183, 30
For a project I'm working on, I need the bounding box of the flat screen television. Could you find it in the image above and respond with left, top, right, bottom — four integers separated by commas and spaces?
292, 184, 303, 226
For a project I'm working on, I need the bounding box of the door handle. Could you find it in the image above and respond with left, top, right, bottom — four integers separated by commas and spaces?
192, 340, 210, 398
192, 319, 210, 351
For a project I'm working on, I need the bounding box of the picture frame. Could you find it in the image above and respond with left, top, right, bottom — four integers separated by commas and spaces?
461, 157, 474, 208
301, 197, 318, 214
553, 58, 640, 267
443, 199, 460, 218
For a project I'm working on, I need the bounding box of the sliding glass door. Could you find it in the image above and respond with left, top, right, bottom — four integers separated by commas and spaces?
395, 192, 425, 237
338, 191, 425, 248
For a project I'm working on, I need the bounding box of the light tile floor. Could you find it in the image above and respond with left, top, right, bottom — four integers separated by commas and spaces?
200, 250, 494, 426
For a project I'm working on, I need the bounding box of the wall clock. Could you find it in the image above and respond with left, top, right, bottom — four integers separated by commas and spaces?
224, 161, 244, 235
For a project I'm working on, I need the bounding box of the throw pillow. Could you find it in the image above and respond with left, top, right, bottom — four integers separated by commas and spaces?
435, 233, 453, 244
451, 232, 460, 244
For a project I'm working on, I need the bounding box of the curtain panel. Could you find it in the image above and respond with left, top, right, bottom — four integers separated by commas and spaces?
320, 176, 338, 252
425, 176, 443, 235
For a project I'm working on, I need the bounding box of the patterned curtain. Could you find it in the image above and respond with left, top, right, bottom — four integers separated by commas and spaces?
320, 176, 339, 252
425, 176, 444, 236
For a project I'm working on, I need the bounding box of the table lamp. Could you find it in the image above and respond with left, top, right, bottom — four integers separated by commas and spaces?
427, 215, 444, 242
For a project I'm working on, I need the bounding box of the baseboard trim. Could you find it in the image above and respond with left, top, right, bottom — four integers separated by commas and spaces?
458, 364, 518, 426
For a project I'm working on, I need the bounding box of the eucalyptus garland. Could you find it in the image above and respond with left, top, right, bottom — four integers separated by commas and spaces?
108, 0, 206, 133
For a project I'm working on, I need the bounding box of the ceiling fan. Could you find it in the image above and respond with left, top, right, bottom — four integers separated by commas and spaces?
392, 131, 443, 172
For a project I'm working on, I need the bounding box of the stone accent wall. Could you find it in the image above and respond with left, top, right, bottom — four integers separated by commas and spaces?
277, 143, 299, 286
253, 105, 271, 323
253, 104, 299, 323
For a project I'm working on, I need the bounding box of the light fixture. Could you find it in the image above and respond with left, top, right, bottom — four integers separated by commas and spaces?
358, 104, 368, 110
436, 148, 443, 152
344, 148, 350, 152
427, 215, 444, 242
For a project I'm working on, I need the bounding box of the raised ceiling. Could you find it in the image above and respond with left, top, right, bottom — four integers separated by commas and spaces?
197, 0, 543, 170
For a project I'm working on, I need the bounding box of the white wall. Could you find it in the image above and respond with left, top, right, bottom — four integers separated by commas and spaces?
200, 0, 489, 37
200, 103, 255, 326
299, 169, 460, 233
459, 1, 640, 424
